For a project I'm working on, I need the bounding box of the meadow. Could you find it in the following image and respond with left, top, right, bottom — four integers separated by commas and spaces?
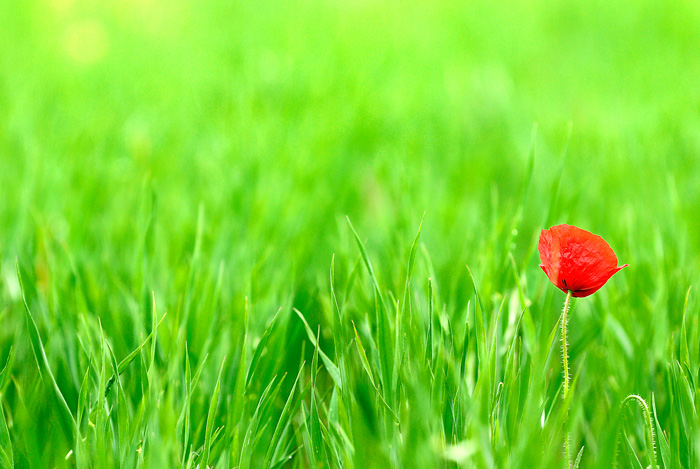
1, 0, 700, 467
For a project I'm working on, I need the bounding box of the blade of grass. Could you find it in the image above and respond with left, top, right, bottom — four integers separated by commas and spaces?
76, 366, 89, 432
466, 265, 487, 389
16, 259, 76, 443
572, 446, 584, 469
425, 278, 433, 368
0, 394, 12, 469
105, 340, 130, 465
240, 374, 284, 469
401, 213, 424, 318
0, 347, 12, 394
263, 363, 305, 468
652, 393, 670, 468
309, 327, 326, 466
330, 255, 344, 360
346, 216, 394, 402
330, 255, 353, 430
293, 308, 342, 390
624, 430, 646, 469
201, 356, 226, 469
680, 286, 691, 368
104, 312, 166, 396
351, 321, 399, 423
508, 253, 536, 353
246, 307, 282, 389
345, 216, 385, 306
148, 291, 158, 381
460, 300, 471, 381
178, 346, 193, 467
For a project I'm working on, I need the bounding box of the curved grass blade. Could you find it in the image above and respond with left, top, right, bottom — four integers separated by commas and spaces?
104, 312, 166, 396
16, 260, 76, 443
270, 447, 300, 469
345, 216, 385, 306
351, 322, 399, 423
246, 307, 282, 389
572, 446, 584, 469
293, 308, 342, 390
0, 347, 12, 394
623, 430, 645, 469
346, 216, 393, 400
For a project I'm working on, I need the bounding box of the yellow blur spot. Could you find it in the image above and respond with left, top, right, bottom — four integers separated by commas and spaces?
62, 19, 108, 65
48, 0, 75, 14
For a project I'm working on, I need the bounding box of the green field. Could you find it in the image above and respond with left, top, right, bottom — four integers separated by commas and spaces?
2, 0, 700, 467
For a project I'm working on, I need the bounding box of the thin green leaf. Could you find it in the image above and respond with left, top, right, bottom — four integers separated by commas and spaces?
246, 307, 282, 389
293, 308, 342, 390
178, 346, 193, 468
263, 363, 304, 468
652, 393, 670, 469
202, 356, 226, 469
240, 375, 283, 469
572, 446, 584, 469
309, 327, 326, 466
345, 216, 385, 306
401, 212, 424, 318
16, 259, 76, 443
0, 395, 12, 469
351, 322, 399, 423
105, 312, 166, 396
105, 340, 130, 465
680, 286, 691, 368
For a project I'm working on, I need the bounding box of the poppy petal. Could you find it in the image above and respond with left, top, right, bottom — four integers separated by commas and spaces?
538, 229, 564, 291
538, 224, 626, 297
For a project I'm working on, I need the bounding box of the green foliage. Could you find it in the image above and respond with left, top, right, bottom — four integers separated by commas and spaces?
1, 0, 700, 467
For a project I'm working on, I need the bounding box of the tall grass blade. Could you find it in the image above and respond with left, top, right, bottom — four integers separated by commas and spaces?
16, 260, 76, 443
202, 357, 226, 469
246, 307, 282, 389
263, 363, 304, 468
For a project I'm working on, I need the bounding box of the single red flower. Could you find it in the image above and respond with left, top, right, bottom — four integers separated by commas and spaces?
538, 224, 628, 297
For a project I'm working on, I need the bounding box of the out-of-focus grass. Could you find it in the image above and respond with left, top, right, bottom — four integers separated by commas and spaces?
1, 0, 700, 467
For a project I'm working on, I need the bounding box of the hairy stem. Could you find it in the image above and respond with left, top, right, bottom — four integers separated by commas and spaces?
614, 395, 658, 469
561, 290, 573, 469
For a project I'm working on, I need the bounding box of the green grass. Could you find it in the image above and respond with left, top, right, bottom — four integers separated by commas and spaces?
1, 0, 700, 467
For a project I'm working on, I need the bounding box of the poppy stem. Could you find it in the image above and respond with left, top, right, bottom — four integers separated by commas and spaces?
561, 289, 573, 468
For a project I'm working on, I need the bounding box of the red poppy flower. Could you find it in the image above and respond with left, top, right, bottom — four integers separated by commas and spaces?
538, 224, 627, 297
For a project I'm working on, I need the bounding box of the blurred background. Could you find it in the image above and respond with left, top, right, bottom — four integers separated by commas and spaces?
3, 0, 700, 271
3, 0, 700, 326
1, 0, 700, 466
